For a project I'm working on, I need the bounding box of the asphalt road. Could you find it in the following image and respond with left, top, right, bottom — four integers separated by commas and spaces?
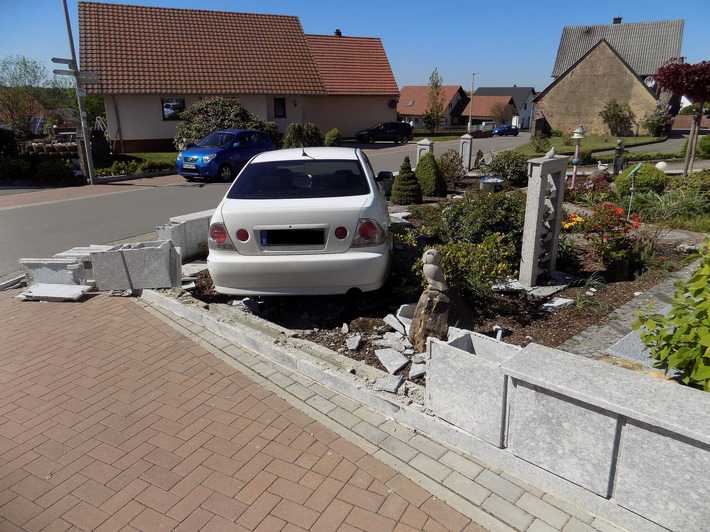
0, 181, 228, 277
0, 133, 530, 278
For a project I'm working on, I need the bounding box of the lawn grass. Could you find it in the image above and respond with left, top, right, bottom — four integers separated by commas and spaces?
130, 152, 178, 165
515, 135, 664, 156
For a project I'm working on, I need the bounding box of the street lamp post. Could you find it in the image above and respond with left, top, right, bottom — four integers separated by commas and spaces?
467, 72, 477, 134
570, 125, 585, 189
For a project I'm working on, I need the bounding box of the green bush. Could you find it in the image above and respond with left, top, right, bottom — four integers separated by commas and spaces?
436, 234, 516, 299
635, 243, 710, 390
599, 99, 635, 136
530, 135, 551, 153
629, 188, 710, 222
441, 191, 526, 259
415, 152, 446, 196
33, 159, 75, 182
174, 97, 278, 149
550, 129, 563, 137
0, 157, 31, 181
436, 150, 463, 188
614, 163, 668, 196
484, 150, 528, 186
390, 156, 422, 205
642, 108, 671, 137
698, 135, 710, 157
324, 128, 342, 147
282, 122, 323, 148
0, 128, 17, 158
671, 169, 710, 193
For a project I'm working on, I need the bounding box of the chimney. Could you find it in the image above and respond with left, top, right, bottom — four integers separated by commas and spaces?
612, 16, 622, 24
334, 28, 342, 37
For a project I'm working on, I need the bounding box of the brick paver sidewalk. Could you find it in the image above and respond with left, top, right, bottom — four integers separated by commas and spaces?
0, 174, 185, 210
0, 292, 483, 532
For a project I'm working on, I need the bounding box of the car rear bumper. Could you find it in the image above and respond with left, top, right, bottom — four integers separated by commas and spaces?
207, 245, 390, 295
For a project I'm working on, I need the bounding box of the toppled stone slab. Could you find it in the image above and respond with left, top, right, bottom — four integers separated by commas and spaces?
375, 348, 408, 374
346, 334, 361, 351
374, 374, 405, 393
182, 261, 207, 277
383, 314, 406, 335
157, 209, 213, 262
20, 258, 87, 285
91, 240, 181, 291
542, 297, 574, 312
373, 331, 411, 352
411, 353, 426, 364
395, 303, 416, 335
606, 303, 672, 367
18, 283, 92, 302
409, 363, 426, 379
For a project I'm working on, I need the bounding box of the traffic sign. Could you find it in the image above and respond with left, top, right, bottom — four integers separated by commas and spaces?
53, 68, 76, 77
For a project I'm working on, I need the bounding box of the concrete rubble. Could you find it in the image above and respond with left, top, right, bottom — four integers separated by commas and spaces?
373, 374, 405, 393
542, 296, 575, 312
20, 258, 88, 286
409, 363, 426, 379
17, 283, 93, 302
375, 348, 409, 374
345, 334, 361, 351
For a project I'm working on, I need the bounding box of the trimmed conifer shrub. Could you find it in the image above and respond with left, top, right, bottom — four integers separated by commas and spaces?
391, 156, 422, 205
416, 152, 446, 196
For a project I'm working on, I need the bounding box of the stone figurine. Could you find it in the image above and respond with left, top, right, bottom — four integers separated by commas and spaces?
410, 249, 450, 352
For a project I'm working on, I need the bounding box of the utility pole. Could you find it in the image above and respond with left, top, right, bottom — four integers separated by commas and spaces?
60, 0, 95, 184
467, 72, 477, 134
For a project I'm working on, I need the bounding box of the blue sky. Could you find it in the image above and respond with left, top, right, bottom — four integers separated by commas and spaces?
1, 0, 707, 92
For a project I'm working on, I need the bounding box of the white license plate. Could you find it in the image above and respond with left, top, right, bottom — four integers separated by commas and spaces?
183, 163, 196, 169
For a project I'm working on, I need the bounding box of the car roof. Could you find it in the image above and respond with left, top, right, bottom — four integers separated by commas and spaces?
252, 147, 360, 163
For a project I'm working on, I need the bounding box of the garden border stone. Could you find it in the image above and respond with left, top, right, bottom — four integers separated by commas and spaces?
141, 287, 669, 532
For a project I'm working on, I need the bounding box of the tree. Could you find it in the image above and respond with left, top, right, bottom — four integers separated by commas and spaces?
599, 100, 635, 136
423, 68, 445, 133
641, 106, 671, 137
282, 122, 323, 148
656, 61, 710, 176
416, 152, 446, 196
0, 55, 47, 136
490, 102, 513, 125
390, 156, 422, 205
174, 97, 278, 149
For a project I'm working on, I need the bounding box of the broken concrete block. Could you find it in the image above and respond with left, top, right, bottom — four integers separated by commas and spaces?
383, 314, 406, 335
18, 283, 92, 302
20, 258, 87, 285
90, 240, 181, 291
374, 374, 405, 393
375, 348, 408, 374
542, 297, 574, 312
409, 363, 426, 379
182, 261, 207, 277
411, 353, 426, 364
341, 323, 349, 334
157, 209, 213, 262
346, 334, 361, 351
396, 303, 416, 334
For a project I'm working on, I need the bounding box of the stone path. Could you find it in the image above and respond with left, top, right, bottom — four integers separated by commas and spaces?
0, 291, 622, 531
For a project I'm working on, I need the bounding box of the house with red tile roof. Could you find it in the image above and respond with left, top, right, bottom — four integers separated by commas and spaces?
78, 2, 399, 152
461, 95, 518, 125
396, 85, 469, 128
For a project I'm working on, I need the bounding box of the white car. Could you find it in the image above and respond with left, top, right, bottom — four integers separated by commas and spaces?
207, 147, 391, 295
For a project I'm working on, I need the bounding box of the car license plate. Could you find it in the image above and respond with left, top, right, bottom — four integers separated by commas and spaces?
183, 163, 196, 169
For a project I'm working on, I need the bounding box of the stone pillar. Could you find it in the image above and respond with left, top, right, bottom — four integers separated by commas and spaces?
459, 133, 473, 172
415, 138, 434, 167
519, 154, 569, 288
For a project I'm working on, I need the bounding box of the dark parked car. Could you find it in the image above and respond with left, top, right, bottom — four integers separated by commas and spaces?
176, 129, 273, 181
492, 125, 519, 136
355, 122, 412, 144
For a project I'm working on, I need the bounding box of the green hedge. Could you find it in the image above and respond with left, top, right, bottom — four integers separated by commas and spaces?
390, 156, 422, 205
614, 163, 668, 197
416, 152, 446, 196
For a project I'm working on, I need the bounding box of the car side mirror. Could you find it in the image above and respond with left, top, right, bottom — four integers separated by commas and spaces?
375, 171, 393, 182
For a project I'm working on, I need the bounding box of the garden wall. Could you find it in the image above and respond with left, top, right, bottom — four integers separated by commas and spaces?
427, 333, 710, 531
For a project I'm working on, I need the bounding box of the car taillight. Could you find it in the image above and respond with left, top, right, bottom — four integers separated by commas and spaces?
351, 218, 386, 247
208, 223, 234, 250
334, 226, 348, 239
236, 229, 250, 242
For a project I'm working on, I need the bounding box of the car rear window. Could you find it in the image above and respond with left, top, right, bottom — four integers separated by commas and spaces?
227, 159, 370, 199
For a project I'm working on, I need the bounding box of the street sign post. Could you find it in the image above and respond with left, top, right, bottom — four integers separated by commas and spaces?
56, 1, 95, 184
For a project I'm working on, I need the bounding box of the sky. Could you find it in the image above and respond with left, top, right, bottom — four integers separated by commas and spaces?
1, 0, 708, 92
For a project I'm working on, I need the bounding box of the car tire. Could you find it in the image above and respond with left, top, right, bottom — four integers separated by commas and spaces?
217, 164, 233, 182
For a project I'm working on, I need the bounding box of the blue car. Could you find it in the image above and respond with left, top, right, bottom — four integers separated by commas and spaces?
176, 129, 273, 181
491, 125, 519, 136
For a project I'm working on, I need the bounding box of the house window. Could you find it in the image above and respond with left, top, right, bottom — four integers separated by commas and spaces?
274, 97, 286, 118
161, 97, 185, 121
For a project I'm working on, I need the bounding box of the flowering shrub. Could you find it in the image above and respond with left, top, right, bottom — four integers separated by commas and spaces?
579, 202, 641, 270
562, 212, 585, 231
566, 171, 613, 206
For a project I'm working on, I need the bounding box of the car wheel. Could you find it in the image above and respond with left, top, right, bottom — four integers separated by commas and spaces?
218, 164, 233, 182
